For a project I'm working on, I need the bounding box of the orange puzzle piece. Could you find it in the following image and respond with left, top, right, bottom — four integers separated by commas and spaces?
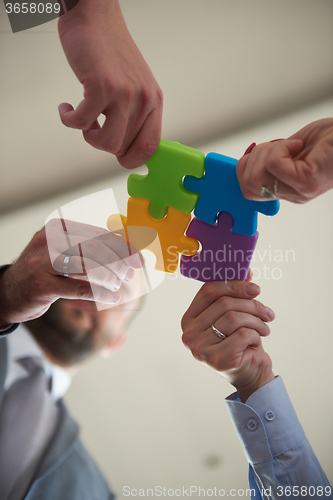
107, 197, 199, 273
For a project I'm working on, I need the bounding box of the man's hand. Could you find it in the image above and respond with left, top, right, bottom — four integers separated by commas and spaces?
0, 219, 143, 325
236, 118, 333, 204
58, 0, 163, 168
181, 280, 275, 402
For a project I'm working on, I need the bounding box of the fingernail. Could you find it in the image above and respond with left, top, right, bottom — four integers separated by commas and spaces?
243, 142, 256, 155
124, 268, 134, 282
266, 307, 275, 320
112, 279, 121, 292
245, 283, 260, 296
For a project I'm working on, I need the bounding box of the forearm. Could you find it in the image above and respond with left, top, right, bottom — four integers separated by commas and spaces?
226, 377, 332, 499
58, 0, 123, 32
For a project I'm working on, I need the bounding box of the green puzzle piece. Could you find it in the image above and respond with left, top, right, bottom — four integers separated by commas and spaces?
127, 139, 205, 219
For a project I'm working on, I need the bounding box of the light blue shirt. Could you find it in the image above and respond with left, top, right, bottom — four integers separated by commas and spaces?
225, 376, 332, 500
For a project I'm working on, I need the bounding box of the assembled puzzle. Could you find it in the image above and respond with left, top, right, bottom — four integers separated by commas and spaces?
107, 139, 280, 282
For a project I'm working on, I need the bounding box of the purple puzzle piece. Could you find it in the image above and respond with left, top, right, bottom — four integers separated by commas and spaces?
180, 212, 259, 282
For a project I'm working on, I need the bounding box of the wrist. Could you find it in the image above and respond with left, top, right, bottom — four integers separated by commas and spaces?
236, 370, 275, 403
58, 0, 121, 30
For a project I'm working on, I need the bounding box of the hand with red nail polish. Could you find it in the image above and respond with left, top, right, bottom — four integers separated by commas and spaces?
236, 118, 333, 204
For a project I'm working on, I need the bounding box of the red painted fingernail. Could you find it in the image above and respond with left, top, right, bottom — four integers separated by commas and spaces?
244, 142, 256, 155
270, 139, 283, 143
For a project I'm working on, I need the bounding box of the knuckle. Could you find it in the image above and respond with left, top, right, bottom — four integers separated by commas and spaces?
181, 327, 194, 347
217, 295, 233, 310
74, 116, 90, 130
137, 139, 160, 160
224, 310, 239, 324
237, 327, 251, 341
101, 78, 117, 98
29, 254, 45, 270
32, 227, 48, 247
103, 139, 123, 155
181, 330, 190, 347
155, 87, 163, 108
180, 313, 188, 333
120, 83, 136, 104
201, 282, 218, 302
139, 87, 153, 110
77, 281, 92, 299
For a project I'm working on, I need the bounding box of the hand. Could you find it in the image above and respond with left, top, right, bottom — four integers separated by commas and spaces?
58, 0, 163, 168
181, 279, 275, 402
236, 118, 333, 204
0, 219, 143, 325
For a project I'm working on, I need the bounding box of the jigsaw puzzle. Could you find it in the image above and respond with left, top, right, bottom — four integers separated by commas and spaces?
107, 140, 280, 282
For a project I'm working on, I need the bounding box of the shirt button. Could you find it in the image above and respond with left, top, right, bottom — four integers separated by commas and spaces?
246, 418, 258, 431
264, 410, 275, 421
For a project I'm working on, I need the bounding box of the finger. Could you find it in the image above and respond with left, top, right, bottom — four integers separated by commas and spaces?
86, 231, 143, 269
236, 140, 304, 202
58, 96, 105, 131
186, 327, 261, 368
265, 139, 311, 193
117, 104, 163, 169
203, 295, 274, 328
48, 220, 143, 270
83, 100, 130, 155
52, 241, 136, 282
50, 275, 121, 305
49, 218, 108, 239
181, 280, 261, 327
211, 311, 270, 338
51, 254, 126, 291
237, 144, 277, 200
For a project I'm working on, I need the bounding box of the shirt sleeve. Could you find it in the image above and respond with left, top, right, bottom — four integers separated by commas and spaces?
0, 265, 20, 337
225, 376, 333, 500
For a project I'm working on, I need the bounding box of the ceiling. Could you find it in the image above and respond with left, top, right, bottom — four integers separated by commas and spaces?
1, 0, 333, 214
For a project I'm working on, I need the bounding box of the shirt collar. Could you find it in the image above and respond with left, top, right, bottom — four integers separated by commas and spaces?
6, 324, 71, 400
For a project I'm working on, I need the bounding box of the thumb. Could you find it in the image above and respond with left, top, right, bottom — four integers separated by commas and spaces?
283, 138, 304, 158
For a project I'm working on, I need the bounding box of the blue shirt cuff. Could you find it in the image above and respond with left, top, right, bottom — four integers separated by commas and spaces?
225, 376, 305, 465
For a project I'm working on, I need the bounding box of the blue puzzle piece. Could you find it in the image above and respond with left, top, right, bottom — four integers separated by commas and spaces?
184, 153, 280, 236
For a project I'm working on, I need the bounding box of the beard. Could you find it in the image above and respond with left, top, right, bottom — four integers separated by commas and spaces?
27, 300, 98, 366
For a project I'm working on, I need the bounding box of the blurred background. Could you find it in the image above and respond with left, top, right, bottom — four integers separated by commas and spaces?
1, 0, 333, 496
